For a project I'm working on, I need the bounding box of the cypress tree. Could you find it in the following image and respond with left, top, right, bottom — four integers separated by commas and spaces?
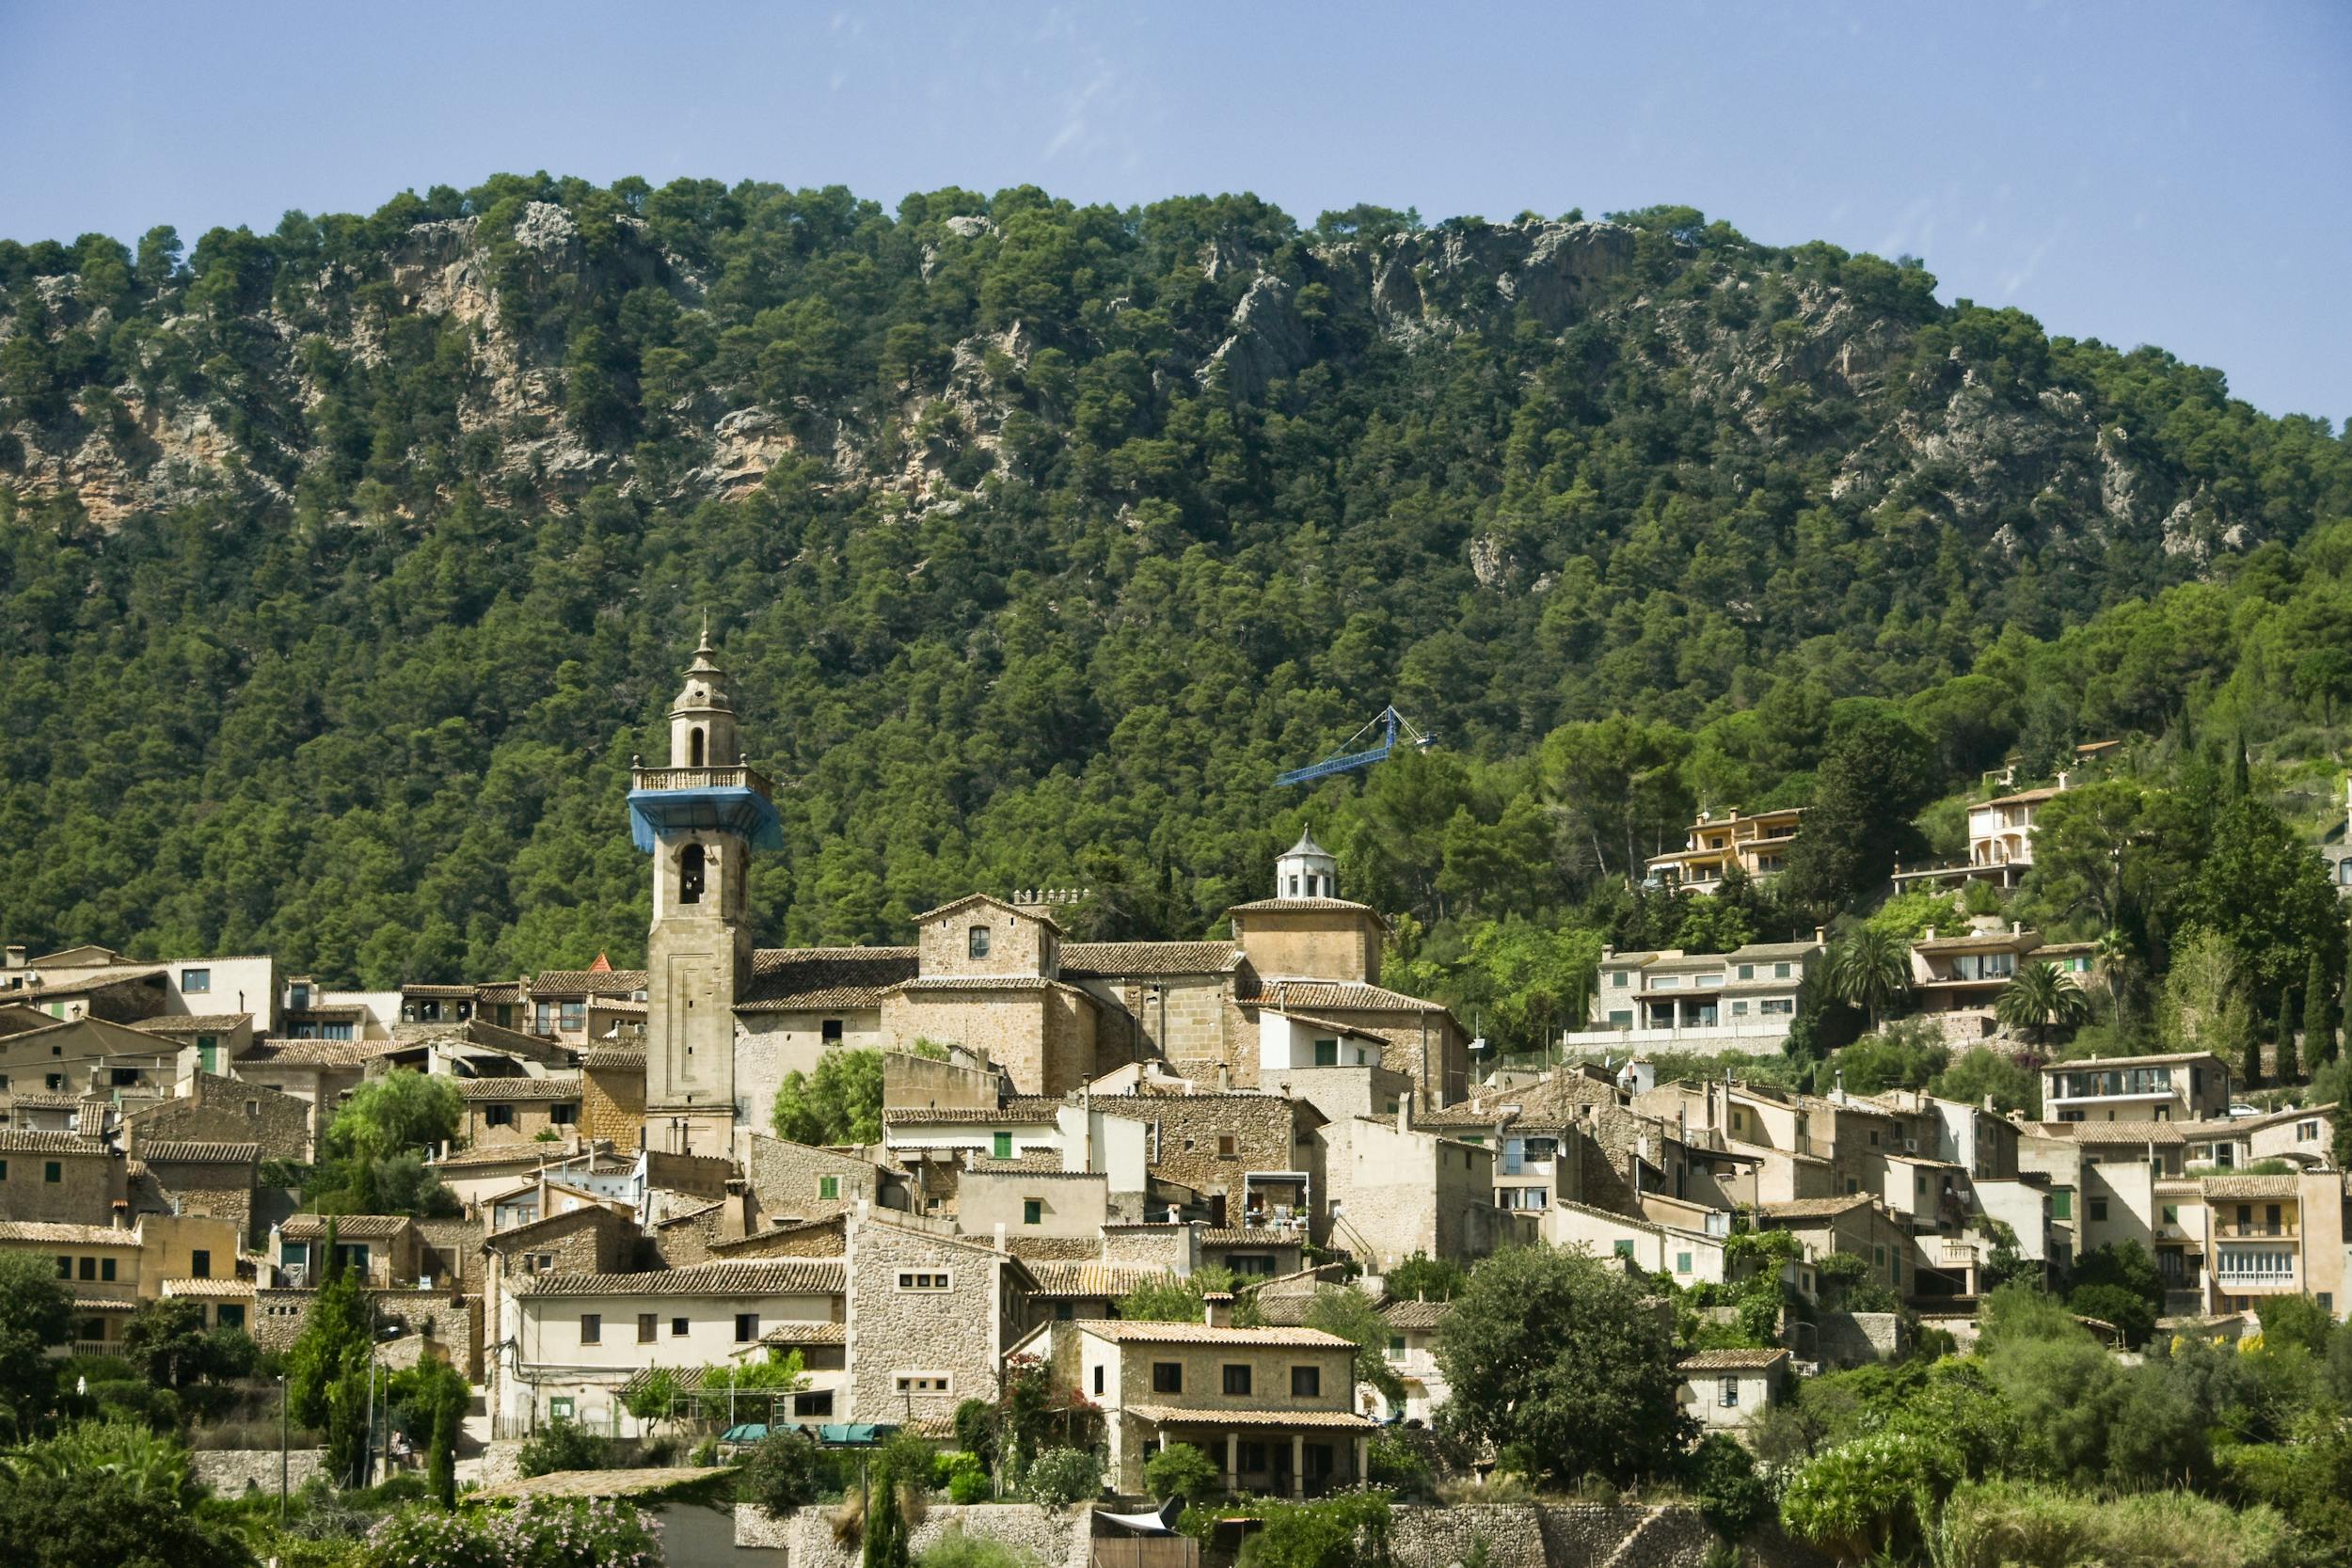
429, 1394, 456, 1509
2301, 950, 2331, 1072
2279, 990, 2301, 1084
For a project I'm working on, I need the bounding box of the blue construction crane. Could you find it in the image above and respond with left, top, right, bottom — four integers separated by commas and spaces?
1275, 705, 1436, 786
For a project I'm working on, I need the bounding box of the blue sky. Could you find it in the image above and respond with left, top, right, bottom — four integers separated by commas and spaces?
3, 1, 2345, 420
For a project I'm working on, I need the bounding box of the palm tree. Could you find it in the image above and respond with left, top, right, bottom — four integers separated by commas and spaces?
1995, 961, 2091, 1050
1827, 927, 1910, 1032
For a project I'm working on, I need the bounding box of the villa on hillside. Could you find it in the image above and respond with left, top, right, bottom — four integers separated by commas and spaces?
1642, 807, 1803, 895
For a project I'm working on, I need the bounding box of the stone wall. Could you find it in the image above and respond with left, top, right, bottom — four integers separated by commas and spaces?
580, 1060, 644, 1148
733, 1499, 1813, 1568
737, 1502, 1090, 1568
127, 1073, 310, 1163
0, 1140, 122, 1223
193, 1447, 327, 1497
1091, 1091, 1306, 1207
1810, 1309, 1906, 1368
744, 1133, 876, 1219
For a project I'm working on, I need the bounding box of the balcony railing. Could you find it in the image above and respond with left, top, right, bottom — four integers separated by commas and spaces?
2216, 1222, 2296, 1238
72, 1339, 123, 1358
629, 763, 774, 796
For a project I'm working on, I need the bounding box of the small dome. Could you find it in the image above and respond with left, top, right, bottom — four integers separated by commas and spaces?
1283, 827, 1333, 862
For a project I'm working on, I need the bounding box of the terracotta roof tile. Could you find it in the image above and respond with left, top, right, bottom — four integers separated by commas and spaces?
738, 948, 916, 1011
0, 1220, 141, 1245
1059, 942, 1245, 978
531, 971, 648, 996
1251, 980, 1449, 1015
0, 1130, 110, 1155
1075, 1321, 1354, 1348
137, 1140, 260, 1164
1380, 1299, 1454, 1331
1758, 1196, 1875, 1219
1024, 1262, 1177, 1299
239, 1038, 405, 1069
278, 1214, 413, 1239
128, 1014, 251, 1034
457, 1075, 581, 1101
1126, 1403, 1374, 1430
515, 1260, 845, 1298
1678, 1348, 1790, 1370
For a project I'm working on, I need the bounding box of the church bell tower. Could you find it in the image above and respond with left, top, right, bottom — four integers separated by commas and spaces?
628, 619, 778, 1156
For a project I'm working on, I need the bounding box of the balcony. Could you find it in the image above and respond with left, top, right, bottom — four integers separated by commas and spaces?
628, 762, 774, 796
2216, 1221, 2296, 1238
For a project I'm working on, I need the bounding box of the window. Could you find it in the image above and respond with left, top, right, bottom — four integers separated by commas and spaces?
1291, 1366, 1321, 1398
1774, 962, 1792, 979
1720, 1376, 1740, 1408
1676, 1251, 1693, 1275
1311, 1038, 1339, 1067
79, 1258, 96, 1281
54, 1257, 69, 1278
1387, 1336, 1406, 1360
190, 1250, 210, 1279
580, 1314, 602, 1345
968, 926, 991, 959
1240, 1441, 1268, 1473
44, 1073, 61, 1091
44, 1162, 60, 1184
182, 968, 210, 993
217, 1305, 245, 1331
2052, 1191, 2072, 1221
0, 1160, 6, 1180
818, 1176, 840, 1200
1023, 1198, 1042, 1226
1737, 963, 1755, 981
735, 1313, 759, 1342
1868, 1130, 1880, 1148
638, 1313, 658, 1344
1730, 1001, 1749, 1017
2297, 1120, 2318, 1142
822, 1019, 844, 1046
100, 1258, 117, 1282
1223, 1364, 1252, 1396
485, 1104, 516, 1128
898, 1271, 952, 1291
796, 1391, 834, 1418
2090, 1198, 2108, 1223
992, 1132, 1013, 1160
1152, 1362, 1183, 1393
1613, 1240, 1634, 1259
1611, 971, 1629, 989
549, 1103, 578, 1126
559, 1002, 584, 1034
672, 1317, 690, 1337
197, 1037, 219, 1073
689, 726, 706, 767
2161, 1205, 2179, 1227
1092, 1365, 1105, 1396
548, 1397, 574, 1420
679, 842, 706, 904
895, 1372, 951, 1394
1217, 1135, 1238, 1158
1873, 1246, 1884, 1270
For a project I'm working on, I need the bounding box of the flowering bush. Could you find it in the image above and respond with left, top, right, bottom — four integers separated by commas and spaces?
365, 1497, 663, 1568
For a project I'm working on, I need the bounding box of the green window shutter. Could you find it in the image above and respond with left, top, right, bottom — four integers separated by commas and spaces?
993, 1132, 1012, 1159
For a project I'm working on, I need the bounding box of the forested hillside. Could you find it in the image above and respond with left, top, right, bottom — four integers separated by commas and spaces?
2, 175, 2347, 1017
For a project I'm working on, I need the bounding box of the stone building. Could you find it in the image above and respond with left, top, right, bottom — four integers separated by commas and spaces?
1089, 1088, 1324, 1227
0, 1129, 123, 1223
271, 1213, 425, 1289
124, 1072, 310, 1164
457, 1075, 583, 1145
1046, 1313, 1375, 1495
841, 1207, 1036, 1426
1321, 1108, 1531, 1267
133, 1139, 259, 1245
1677, 1347, 1791, 1433
580, 1043, 646, 1148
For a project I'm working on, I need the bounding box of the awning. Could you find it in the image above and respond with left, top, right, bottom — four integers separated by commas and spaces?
816, 1422, 894, 1446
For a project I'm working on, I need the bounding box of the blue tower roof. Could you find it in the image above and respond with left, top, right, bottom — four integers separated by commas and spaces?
628, 782, 784, 853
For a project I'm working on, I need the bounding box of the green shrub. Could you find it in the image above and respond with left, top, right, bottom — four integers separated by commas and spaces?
939, 1449, 993, 1504
1939, 1479, 2291, 1568
1142, 1442, 1221, 1506
515, 1417, 612, 1478
1780, 1432, 1959, 1563
739, 1426, 832, 1513
365, 1497, 662, 1568
916, 1525, 1039, 1567
1684, 1433, 1771, 1541
1024, 1447, 1100, 1507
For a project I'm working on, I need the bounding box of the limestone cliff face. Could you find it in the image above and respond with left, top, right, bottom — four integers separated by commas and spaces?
0, 200, 2223, 576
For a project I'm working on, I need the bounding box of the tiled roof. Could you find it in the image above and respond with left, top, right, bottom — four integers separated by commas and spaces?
1914, 930, 2041, 952
1226, 898, 1389, 929
128, 1013, 251, 1034
581, 1046, 647, 1070
894, 976, 1062, 992
759, 1320, 848, 1346
1024, 1262, 1177, 1299
1126, 1403, 1375, 1431
963, 1152, 1076, 1175
429, 1142, 590, 1169
1200, 1228, 1303, 1249
0, 1220, 140, 1246
278, 1214, 413, 1239
72, 1296, 138, 1312
2045, 1050, 2227, 1069
1758, 1196, 1874, 1220
1059, 942, 1245, 978
531, 970, 649, 996
918, 893, 1063, 930
739, 947, 917, 1011
4, 1092, 87, 1110
240, 1038, 404, 1068
1380, 1299, 1454, 1332
1252, 980, 1448, 1015
476, 983, 526, 1005
1075, 1321, 1354, 1348
401, 985, 479, 999
457, 1076, 581, 1101
1678, 1348, 1790, 1371
883, 1098, 1067, 1127
138, 1140, 260, 1164
515, 1260, 845, 1298
0, 1130, 109, 1155
162, 1277, 256, 1298
2030, 1121, 2185, 1147
2200, 1174, 2304, 1198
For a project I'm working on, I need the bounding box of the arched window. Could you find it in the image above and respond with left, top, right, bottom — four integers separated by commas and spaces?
680, 842, 707, 905
689, 727, 706, 768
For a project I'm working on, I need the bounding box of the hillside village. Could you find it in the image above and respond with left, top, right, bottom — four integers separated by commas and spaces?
4, 625, 2345, 1546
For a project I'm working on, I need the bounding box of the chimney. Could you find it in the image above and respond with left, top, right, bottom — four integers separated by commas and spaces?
1813, 927, 1826, 947
2010, 921, 2022, 936
1983, 1095, 1996, 1115
110, 1200, 129, 1229
1924, 927, 1937, 942
993, 1222, 1007, 1254
1396, 1098, 1411, 1134
3, 944, 23, 969
1202, 1291, 1234, 1328
1835, 1069, 1847, 1105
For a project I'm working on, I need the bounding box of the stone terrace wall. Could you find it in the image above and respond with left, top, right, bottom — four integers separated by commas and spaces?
738, 1502, 1090, 1568
739, 1500, 1825, 1568
194, 1447, 327, 1497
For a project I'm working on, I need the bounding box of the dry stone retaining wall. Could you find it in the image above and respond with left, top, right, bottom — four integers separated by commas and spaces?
193, 1447, 327, 1497
736, 1501, 1090, 1568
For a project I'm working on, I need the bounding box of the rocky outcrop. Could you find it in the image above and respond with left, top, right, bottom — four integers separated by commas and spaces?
1199, 274, 1312, 399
